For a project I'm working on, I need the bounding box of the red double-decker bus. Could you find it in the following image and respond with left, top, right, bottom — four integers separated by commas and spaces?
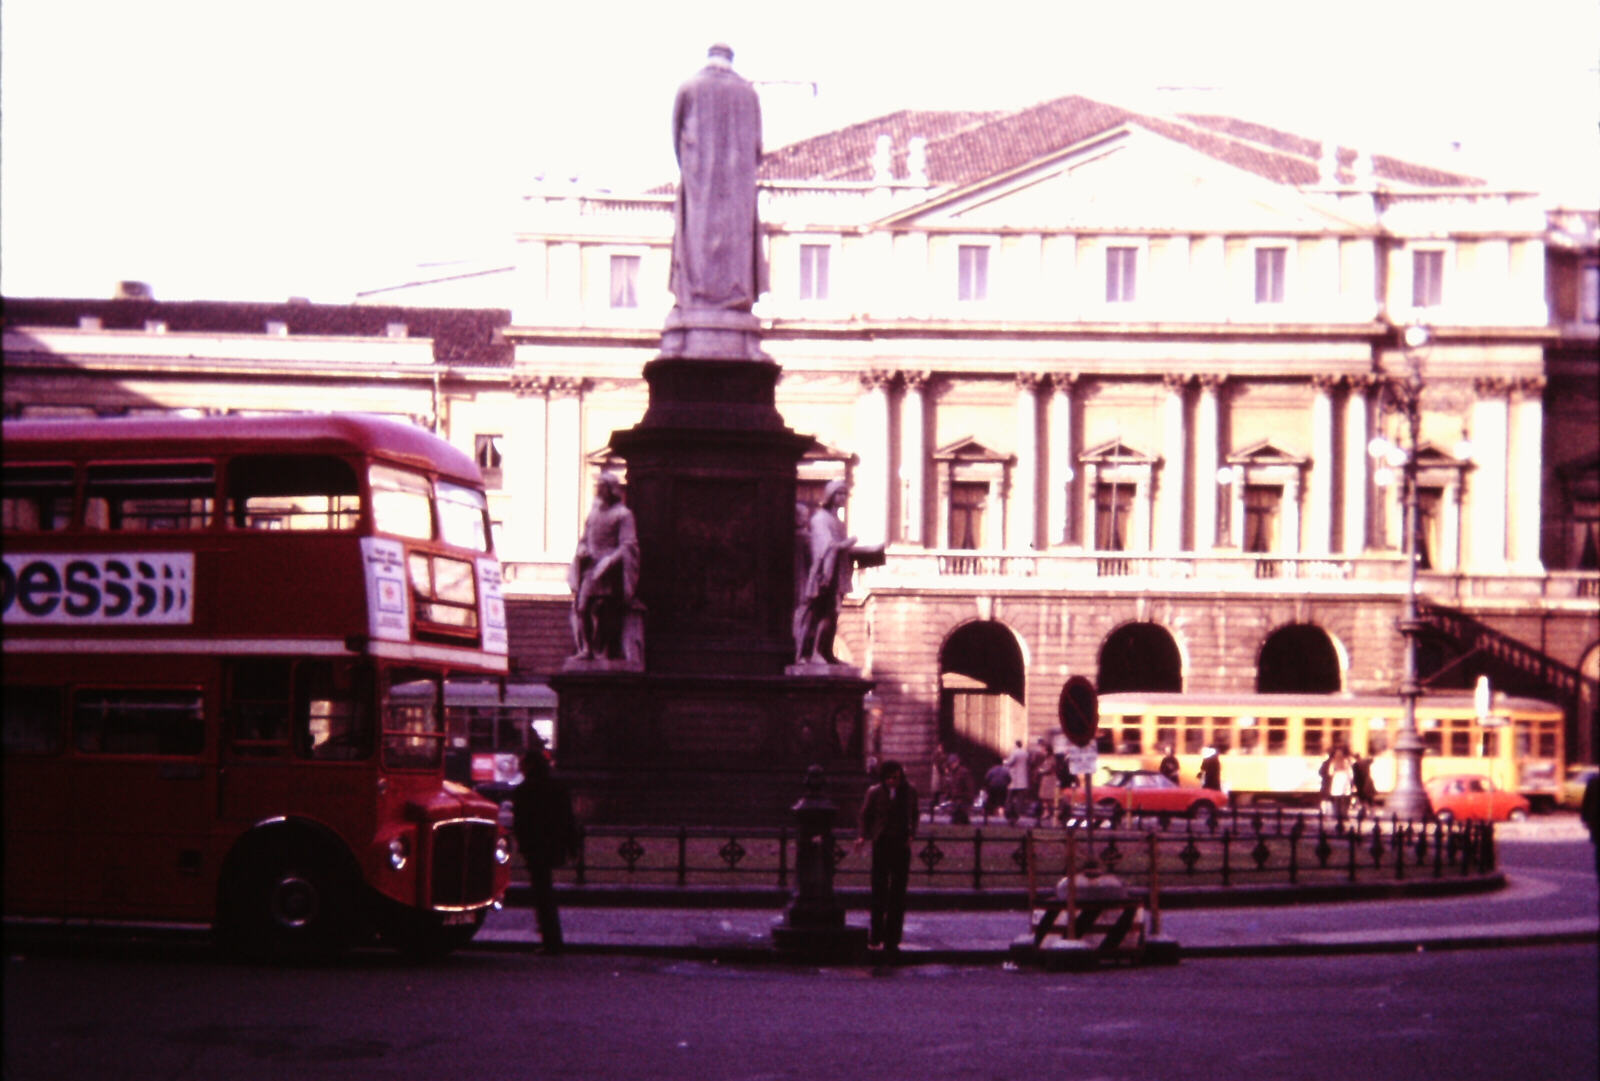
2, 414, 513, 959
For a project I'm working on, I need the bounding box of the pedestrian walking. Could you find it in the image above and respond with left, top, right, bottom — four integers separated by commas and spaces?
982, 762, 1010, 823
945, 755, 974, 826
1352, 753, 1377, 812
854, 759, 918, 953
1158, 744, 1180, 783
1004, 739, 1031, 824
511, 750, 580, 955
1036, 738, 1059, 825
1197, 746, 1222, 792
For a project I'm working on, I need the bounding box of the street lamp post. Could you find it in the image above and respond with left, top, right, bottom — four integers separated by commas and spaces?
1370, 324, 1432, 821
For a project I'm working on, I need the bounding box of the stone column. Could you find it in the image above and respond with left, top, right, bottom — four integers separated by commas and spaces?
545, 377, 588, 558
1283, 472, 1302, 554
1509, 376, 1546, 571
854, 370, 895, 546
899, 371, 930, 546
1469, 378, 1510, 571
1047, 373, 1076, 548
1195, 376, 1222, 551
1344, 376, 1372, 553
1159, 373, 1189, 552
1013, 373, 1045, 550
510, 375, 550, 555
1308, 375, 1337, 555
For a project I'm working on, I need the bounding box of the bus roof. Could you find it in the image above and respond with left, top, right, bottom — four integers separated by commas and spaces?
3, 413, 480, 481
1095, 690, 1564, 715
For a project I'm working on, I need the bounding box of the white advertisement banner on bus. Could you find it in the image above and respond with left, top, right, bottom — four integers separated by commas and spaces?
362, 537, 410, 641
477, 557, 508, 655
1, 552, 195, 625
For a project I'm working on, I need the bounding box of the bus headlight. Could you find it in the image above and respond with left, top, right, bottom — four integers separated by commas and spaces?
494, 836, 512, 866
387, 837, 410, 871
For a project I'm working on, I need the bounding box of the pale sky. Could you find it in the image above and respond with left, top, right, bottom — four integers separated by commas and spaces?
3, 0, 1596, 303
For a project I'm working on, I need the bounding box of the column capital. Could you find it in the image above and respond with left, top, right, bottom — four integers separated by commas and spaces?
1196, 373, 1227, 391
899, 369, 932, 391
1161, 372, 1192, 392
1511, 375, 1547, 400
1345, 374, 1378, 392
859, 368, 896, 391
1015, 372, 1049, 393
511, 375, 552, 398
547, 376, 591, 397
1474, 376, 1512, 396
1311, 373, 1341, 392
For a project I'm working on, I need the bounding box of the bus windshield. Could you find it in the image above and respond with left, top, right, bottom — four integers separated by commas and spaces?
436, 480, 490, 552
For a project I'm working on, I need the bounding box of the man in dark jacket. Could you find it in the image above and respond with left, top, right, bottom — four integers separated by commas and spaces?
854, 759, 918, 953
511, 750, 579, 954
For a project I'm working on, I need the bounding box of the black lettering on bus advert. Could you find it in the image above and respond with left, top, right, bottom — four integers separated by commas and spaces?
1, 553, 194, 624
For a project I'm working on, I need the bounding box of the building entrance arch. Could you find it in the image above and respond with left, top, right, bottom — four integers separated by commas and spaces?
1257, 624, 1343, 693
1097, 623, 1183, 694
938, 620, 1026, 766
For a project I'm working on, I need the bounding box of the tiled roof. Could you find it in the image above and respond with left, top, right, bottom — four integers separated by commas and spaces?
755, 94, 1483, 191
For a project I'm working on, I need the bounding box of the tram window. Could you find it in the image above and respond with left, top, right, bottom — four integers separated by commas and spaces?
1448, 720, 1472, 757
74, 689, 204, 755
1156, 721, 1176, 753
1182, 718, 1205, 755
1536, 724, 1558, 758
227, 454, 360, 531
2, 465, 74, 532
1265, 718, 1288, 754
1480, 730, 1500, 758
1514, 723, 1532, 757
3, 686, 63, 754
1331, 719, 1352, 752
1210, 721, 1232, 754
1423, 729, 1442, 755
1369, 720, 1389, 755
1238, 720, 1260, 753
1115, 719, 1142, 754
1304, 719, 1327, 757
85, 462, 214, 531
295, 661, 372, 761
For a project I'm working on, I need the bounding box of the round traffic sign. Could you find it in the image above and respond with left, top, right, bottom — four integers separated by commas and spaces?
1057, 675, 1099, 748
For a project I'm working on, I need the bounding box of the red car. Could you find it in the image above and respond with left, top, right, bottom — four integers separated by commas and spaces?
1073, 769, 1223, 820
1424, 774, 1530, 823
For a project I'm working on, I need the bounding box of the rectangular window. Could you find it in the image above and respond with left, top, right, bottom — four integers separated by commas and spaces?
1115, 719, 1143, 754
1369, 718, 1389, 756
227, 454, 359, 531
86, 462, 214, 532
1094, 482, 1133, 551
409, 552, 480, 633
1182, 717, 1205, 755
1210, 719, 1233, 755
1447, 719, 1472, 757
609, 255, 639, 309
4, 686, 63, 754
474, 435, 504, 490
1106, 247, 1138, 303
2, 465, 75, 532
370, 464, 434, 540
1255, 247, 1286, 304
948, 481, 986, 549
1304, 718, 1327, 757
1238, 720, 1260, 753
799, 244, 830, 301
957, 245, 988, 301
1413, 250, 1444, 307
74, 688, 204, 756
1243, 485, 1280, 554
436, 481, 490, 552
383, 669, 444, 771
1580, 265, 1599, 324
296, 660, 372, 761
1265, 717, 1288, 754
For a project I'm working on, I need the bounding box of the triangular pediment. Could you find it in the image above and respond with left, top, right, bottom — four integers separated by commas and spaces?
1227, 439, 1306, 467
933, 436, 1012, 462
882, 126, 1366, 234
1081, 438, 1156, 465
801, 437, 857, 463
1414, 442, 1470, 468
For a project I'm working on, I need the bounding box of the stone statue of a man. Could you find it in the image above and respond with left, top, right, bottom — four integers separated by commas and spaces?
793, 480, 859, 666
669, 43, 767, 312
568, 472, 639, 662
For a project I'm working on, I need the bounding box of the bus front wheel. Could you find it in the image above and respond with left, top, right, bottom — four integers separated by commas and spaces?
218, 843, 357, 963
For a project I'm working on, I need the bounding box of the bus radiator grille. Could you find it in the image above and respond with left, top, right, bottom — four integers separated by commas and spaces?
429, 820, 498, 908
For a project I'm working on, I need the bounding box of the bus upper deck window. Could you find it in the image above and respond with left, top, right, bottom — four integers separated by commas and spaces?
85, 462, 214, 531
227, 455, 359, 531
2, 465, 75, 532
370, 465, 433, 540
436, 480, 490, 552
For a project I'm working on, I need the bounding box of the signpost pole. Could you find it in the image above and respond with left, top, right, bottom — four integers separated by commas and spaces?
1058, 676, 1100, 875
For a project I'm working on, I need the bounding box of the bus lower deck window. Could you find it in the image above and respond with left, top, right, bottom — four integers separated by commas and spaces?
73, 689, 205, 755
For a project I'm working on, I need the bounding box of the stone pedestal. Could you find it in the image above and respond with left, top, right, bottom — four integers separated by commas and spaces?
552, 319, 874, 825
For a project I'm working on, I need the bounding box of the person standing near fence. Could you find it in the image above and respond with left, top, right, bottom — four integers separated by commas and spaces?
1197, 746, 1222, 792
854, 759, 918, 953
512, 750, 580, 955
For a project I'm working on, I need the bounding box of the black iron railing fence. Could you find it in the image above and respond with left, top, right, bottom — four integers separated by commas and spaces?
555, 808, 1497, 893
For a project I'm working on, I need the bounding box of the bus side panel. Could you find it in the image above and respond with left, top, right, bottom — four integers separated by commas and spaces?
2, 746, 71, 918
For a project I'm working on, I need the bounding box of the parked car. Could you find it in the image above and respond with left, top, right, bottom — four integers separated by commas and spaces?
1424, 774, 1530, 823
1560, 765, 1599, 810
1071, 769, 1222, 821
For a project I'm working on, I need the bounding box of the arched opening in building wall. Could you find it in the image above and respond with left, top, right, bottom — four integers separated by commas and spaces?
938, 620, 1026, 769
1256, 624, 1343, 693
1577, 642, 1599, 766
1097, 623, 1183, 694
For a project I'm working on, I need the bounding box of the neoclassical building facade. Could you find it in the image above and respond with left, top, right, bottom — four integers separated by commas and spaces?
6, 95, 1598, 778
